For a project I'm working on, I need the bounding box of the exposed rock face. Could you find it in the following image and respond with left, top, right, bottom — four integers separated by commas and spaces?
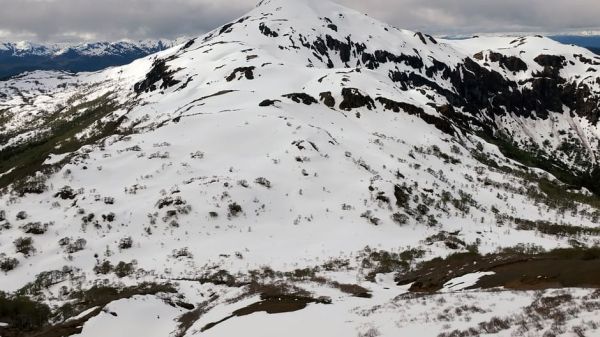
319, 92, 335, 107
226, 67, 256, 81
534, 54, 567, 68
488, 52, 528, 72
259, 23, 279, 37
183, 10, 600, 192
283, 93, 318, 105
134, 59, 181, 94
339, 88, 375, 111
259, 99, 280, 107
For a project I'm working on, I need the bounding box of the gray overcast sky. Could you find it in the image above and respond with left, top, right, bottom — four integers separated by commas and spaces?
1, 0, 599, 42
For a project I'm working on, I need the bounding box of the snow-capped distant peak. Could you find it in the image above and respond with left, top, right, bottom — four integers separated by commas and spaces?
0, 39, 178, 58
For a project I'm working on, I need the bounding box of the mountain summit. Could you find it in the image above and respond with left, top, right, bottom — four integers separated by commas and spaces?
1, 1, 600, 336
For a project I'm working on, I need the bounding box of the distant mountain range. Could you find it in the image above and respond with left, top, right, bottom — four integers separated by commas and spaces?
549, 35, 600, 55
0, 40, 176, 79
1, 34, 598, 81
446, 34, 600, 55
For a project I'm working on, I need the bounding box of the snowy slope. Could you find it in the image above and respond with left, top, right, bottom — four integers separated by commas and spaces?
1, 0, 600, 336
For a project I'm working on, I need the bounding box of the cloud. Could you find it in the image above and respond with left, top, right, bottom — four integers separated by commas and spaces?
0, 0, 599, 42
340, 0, 600, 35
0, 0, 251, 42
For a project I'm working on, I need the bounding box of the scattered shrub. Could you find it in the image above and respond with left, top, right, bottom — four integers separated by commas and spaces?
0, 255, 19, 272
156, 196, 186, 209
362, 248, 410, 281
391, 213, 409, 225
255, 177, 272, 188
14, 237, 35, 256
54, 186, 76, 200
148, 151, 170, 159
118, 237, 133, 250
94, 260, 113, 275
102, 213, 116, 222
16, 211, 28, 221
228, 203, 243, 217
12, 175, 48, 197
58, 237, 71, 247
190, 151, 204, 159
82, 213, 95, 225
18, 267, 74, 295
360, 210, 381, 226
114, 261, 136, 278
65, 239, 87, 254
416, 204, 430, 215
21, 222, 48, 235
172, 248, 193, 259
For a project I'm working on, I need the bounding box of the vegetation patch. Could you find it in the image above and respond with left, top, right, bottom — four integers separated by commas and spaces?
512, 217, 600, 237
0, 93, 122, 194
1, 283, 176, 337
361, 247, 425, 282
226, 67, 255, 81
0, 292, 51, 334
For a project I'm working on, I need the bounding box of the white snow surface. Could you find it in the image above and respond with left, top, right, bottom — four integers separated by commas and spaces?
0, 0, 600, 336
441, 272, 496, 292
72, 296, 183, 337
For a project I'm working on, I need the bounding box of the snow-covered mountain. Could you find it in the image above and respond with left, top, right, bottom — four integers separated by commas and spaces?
1, 0, 600, 336
0, 39, 176, 79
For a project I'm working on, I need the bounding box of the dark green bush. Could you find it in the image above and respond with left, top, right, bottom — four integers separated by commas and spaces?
0, 292, 51, 331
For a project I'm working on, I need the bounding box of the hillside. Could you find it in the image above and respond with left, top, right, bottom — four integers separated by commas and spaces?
1, 0, 600, 336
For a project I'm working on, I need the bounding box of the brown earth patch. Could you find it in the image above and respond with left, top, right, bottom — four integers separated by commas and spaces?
201, 293, 331, 332
397, 248, 600, 293
475, 258, 600, 290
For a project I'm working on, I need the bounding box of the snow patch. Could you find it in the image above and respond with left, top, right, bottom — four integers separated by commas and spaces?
441, 272, 496, 292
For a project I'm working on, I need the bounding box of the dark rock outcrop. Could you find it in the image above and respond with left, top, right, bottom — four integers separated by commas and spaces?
259, 99, 280, 107
259, 23, 279, 38
319, 92, 336, 108
282, 93, 318, 105
134, 59, 181, 94
488, 52, 528, 72
226, 67, 256, 81
339, 88, 375, 111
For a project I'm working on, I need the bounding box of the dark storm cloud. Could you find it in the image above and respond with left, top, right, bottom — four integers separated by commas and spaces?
0, 0, 599, 42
